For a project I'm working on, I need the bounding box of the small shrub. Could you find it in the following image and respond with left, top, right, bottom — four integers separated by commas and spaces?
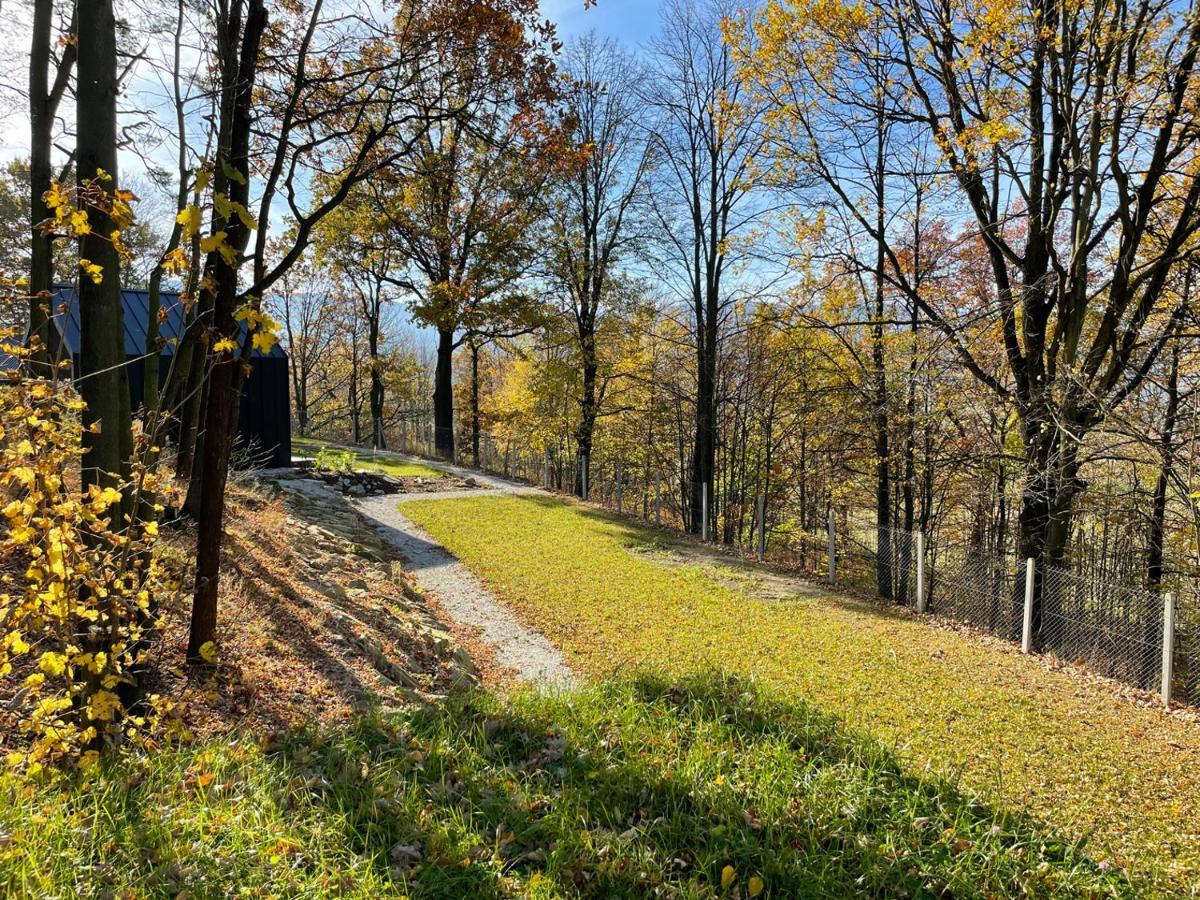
314, 447, 356, 472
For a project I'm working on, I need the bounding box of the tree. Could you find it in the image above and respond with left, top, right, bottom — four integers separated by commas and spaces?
75, 0, 131, 498
739, 0, 1200, 636
185, 0, 557, 658
28, 0, 76, 372
371, 1, 560, 460
267, 253, 338, 438
646, 0, 768, 535
545, 33, 652, 496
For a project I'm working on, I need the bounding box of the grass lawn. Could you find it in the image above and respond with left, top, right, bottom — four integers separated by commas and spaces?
0, 676, 1127, 898
292, 436, 446, 479
401, 493, 1200, 895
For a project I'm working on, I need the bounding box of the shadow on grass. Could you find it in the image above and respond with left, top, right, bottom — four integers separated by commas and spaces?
4, 672, 1136, 898
261, 672, 1130, 899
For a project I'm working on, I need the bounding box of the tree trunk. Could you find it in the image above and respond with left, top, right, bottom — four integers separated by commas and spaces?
368, 308, 385, 450
470, 337, 481, 466
76, 0, 127, 494
28, 0, 73, 374
575, 325, 598, 498
1013, 402, 1081, 645
1145, 337, 1180, 683
187, 0, 267, 663
872, 91, 892, 602
433, 326, 455, 460
691, 300, 717, 536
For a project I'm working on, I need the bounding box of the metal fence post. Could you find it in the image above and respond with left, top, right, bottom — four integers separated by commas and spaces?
582, 454, 589, 500
655, 472, 661, 526
827, 508, 836, 584
916, 530, 926, 614
1162, 591, 1177, 707
544, 451, 550, 490
615, 458, 623, 514
756, 494, 766, 562
1022, 557, 1036, 653
701, 483, 708, 542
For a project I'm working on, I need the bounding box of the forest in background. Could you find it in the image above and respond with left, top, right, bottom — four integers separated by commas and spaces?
276, 0, 1200, 684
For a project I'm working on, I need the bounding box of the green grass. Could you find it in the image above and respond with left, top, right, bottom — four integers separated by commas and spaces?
292, 436, 445, 479
0, 675, 1129, 898
400, 494, 1200, 894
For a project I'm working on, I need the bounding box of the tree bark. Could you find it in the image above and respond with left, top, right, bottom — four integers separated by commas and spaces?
75, 0, 128, 494
368, 302, 385, 450
469, 337, 481, 466
691, 286, 717, 536
433, 326, 455, 459
187, 0, 267, 663
28, 0, 75, 373
575, 325, 597, 497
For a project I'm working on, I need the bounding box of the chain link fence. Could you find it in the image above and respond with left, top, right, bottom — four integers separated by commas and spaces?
1038, 564, 1164, 692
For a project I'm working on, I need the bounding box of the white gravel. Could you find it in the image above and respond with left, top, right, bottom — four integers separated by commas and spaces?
354, 490, 575, 688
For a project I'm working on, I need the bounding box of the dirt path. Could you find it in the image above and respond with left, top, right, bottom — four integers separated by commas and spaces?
354, 491, 574, 688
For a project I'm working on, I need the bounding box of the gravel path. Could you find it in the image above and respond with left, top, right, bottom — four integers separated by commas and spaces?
354, 490, 574, 688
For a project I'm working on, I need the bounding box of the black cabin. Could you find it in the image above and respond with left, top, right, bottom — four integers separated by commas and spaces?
48, 285, 292, 468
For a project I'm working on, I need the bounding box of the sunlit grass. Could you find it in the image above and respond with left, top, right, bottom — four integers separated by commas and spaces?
292, 436, 445, 479
401, 493, 1200, 894
0, 676, 1129, 898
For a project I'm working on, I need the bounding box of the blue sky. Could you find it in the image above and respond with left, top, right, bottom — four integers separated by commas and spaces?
543, 0, 663, 47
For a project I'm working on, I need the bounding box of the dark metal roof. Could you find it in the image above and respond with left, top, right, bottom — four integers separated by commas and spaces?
49, 284, 286, 360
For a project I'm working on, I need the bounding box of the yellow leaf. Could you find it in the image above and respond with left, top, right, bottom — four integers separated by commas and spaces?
5, 632, 30, 655
200, 231, 228, 254
749, 875, 764, 897
251, 330, 278, 354
70, 208, 91, 235
8, 466, 35, 487
176, 204, 202, 239
87, 690, 121, 721
38, 652, 68, 677
198, 641, 218, 664
721, 865, 736, 890
212, 338, 237, 354
79, 259, 104, 284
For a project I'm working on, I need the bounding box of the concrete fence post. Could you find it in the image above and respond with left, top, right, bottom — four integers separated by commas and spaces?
1162, 591, 1177, 707
1022, 557, 1036, 653
916, 530, 926, 614
756, 494, 766, 562
615, 458, 623, 514
827, 508, 836, 584
701, 482, 708, 542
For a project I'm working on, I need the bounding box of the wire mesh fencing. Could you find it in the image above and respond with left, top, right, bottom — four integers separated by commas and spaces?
1038, 564, 1164, 692
825, 512, 1191, 706
1177, 607, 1200, 708
926, 546, 1023, 642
